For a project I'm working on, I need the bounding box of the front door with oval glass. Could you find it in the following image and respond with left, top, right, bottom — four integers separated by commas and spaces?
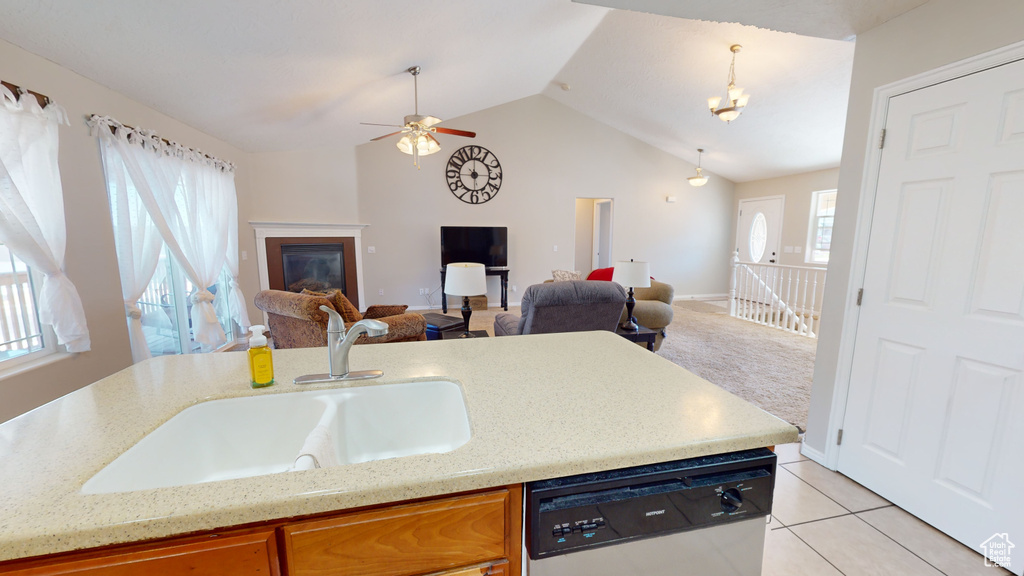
736, 196, 784, 264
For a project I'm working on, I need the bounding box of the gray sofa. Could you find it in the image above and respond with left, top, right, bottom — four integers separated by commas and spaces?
494, 280, 626, 336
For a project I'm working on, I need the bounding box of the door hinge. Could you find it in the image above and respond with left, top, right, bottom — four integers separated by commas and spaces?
837, 429, 844, 445
878, 129, 886, 149
856, 288, 863, 306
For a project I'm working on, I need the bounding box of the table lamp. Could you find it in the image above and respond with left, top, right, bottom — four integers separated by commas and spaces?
612, 259, 651, 331
444, 262, 487, 338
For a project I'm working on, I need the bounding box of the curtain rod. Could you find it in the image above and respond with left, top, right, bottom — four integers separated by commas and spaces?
1, 80, 50, 108
88, 114, 232, 170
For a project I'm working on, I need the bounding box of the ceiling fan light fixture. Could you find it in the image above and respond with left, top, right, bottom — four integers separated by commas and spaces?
688, 148, 709, 187
708, 45, 750, 123
362, 65, 475, 169
397, 132, 440, 156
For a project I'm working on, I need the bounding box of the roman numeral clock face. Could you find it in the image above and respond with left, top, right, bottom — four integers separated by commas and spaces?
446, 145, 502, 204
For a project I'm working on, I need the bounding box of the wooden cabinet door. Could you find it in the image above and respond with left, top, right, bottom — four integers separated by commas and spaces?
282, 490, 511, 576
0, 529, 279, 576
435, 560, 508, 576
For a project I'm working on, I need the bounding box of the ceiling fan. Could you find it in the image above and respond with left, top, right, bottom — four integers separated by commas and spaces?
362, 66, 476, 168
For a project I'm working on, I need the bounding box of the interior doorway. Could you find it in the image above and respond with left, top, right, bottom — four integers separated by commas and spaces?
574, 198, 613, 274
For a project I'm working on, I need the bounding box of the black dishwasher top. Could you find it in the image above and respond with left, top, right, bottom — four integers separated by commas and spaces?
527, 448, 777, 559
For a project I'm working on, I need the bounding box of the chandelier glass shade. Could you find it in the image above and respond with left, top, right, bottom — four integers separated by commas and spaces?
688, 148, 709, 187
708, 45, 749, 123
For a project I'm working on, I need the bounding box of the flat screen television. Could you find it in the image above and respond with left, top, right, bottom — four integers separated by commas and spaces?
441, 226, 508, 268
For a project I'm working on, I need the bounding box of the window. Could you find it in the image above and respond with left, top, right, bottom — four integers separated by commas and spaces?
137, 247, 241, 357
807, 190, 837, 264
0, 244, 56, 367
112, 185, 241, 358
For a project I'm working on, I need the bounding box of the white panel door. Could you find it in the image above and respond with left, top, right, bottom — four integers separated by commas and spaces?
839, 57, 1024, 575
736, 196, 783, 263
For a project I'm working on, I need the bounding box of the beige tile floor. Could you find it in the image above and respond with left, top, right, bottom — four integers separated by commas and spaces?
765, 443, 1010, 576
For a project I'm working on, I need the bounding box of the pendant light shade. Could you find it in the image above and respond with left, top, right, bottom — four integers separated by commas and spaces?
708, 45, 750, 123
688, 148, 709, 187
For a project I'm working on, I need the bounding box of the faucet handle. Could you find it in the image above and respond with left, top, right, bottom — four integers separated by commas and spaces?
356, 319, 388, 338
319, 305, 346, 334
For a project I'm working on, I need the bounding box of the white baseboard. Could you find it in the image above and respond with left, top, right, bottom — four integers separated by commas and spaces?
674, 293, 729, 301
799, 442, 833, 470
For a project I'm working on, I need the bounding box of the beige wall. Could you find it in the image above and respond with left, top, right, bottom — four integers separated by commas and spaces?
355, 95, 736, 308
0, 39, 257, 423
805, 0, 1024, 454
734, 168, 839, 268
246, 147, 360, 225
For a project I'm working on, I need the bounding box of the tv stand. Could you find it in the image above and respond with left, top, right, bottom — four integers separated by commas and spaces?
441, 266, 509, 313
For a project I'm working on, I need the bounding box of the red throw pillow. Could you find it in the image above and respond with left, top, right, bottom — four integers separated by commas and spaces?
586, 267, 615, 281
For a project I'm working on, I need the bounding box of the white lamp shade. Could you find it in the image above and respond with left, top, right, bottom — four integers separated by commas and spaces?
612, 261, 651, 288
445, 263, 487, 296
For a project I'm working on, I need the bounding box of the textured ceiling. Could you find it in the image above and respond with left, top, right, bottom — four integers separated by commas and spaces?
0, 0, 877, 182
544, 11, 854, 181
573, 0, 931, 40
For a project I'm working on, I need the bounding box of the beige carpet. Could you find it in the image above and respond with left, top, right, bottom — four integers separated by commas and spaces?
655, 301, 816, 432
447, 300, 815, 431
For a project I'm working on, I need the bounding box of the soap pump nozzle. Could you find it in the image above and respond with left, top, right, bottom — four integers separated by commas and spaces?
248, 325, 268, 348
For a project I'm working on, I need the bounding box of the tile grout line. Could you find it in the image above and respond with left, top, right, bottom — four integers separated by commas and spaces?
852, 513, 952, 576
780, 462, 873, 517
784, 525, 850, 576
776, 511, 856, 530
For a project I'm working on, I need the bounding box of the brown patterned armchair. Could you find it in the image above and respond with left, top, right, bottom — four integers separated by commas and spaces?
253, 289, 426, 349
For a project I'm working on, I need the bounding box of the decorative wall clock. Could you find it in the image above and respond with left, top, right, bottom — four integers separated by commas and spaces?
446, 145, 502, 204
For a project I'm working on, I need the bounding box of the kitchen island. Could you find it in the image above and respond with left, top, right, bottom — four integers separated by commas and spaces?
0, 331, 798, 570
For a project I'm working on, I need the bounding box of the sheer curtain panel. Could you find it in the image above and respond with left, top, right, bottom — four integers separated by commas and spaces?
97, 140, 164, 362
0, 85, 90, 352
89, 116, 244, 349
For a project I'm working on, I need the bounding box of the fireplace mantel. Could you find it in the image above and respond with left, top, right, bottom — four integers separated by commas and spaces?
251, 222, 368, 315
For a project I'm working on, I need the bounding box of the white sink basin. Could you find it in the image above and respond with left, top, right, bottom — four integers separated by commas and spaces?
81, 380, 470, 494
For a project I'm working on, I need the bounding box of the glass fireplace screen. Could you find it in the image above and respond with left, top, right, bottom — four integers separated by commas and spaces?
281, 243, 347, 294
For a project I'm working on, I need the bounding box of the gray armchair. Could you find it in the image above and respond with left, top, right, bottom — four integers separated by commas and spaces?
494, 280, 626, 336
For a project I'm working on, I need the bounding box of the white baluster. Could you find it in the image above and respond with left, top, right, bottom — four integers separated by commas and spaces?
729, 250, 739, 317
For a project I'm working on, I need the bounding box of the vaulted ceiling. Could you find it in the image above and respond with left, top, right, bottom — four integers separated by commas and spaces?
0, 0, 928, 182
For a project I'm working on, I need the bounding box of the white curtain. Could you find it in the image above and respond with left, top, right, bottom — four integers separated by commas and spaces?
90, 116, 243, 349
222, 170, 250, 331
0, 86, 90, 352
97, 139, 164, 362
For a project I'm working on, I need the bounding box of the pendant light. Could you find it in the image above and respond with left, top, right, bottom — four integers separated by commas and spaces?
688, 148, 709, 187
707, 45, 750, 123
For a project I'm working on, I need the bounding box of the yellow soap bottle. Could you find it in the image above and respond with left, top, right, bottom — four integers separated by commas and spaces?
247, 325, 274, 388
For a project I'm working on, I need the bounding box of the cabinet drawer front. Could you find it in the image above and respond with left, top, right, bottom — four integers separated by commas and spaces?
283, 490, 509, 576
0, 530, 279, 576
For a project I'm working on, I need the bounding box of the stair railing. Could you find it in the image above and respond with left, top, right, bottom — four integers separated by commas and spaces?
729, 250, 825, 338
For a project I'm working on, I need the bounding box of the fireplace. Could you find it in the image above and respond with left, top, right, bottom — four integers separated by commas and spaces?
252, 222, 367, 313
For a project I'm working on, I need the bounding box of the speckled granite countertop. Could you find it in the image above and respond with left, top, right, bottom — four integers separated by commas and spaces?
0, 331, 798, 562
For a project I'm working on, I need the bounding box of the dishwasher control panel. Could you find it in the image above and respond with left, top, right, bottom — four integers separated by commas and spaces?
526, 448, 777, 559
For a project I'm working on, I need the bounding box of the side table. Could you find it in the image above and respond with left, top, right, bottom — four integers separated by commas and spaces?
440, 329, 490, 340
615, 324, 657, 351
421, 312, 465, 341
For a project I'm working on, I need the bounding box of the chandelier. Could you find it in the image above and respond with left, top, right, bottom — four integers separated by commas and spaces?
688, 148, 708, 187
707, 45, 750, 123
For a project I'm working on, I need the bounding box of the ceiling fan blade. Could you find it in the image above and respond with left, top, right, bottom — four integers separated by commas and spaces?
361, 122, 405, 128
420, 116, 443, 127
433, 127, 477, 138
370, 130, 405, 142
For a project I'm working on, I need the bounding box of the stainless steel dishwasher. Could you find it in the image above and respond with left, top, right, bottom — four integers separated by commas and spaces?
526, 448, 776, 576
